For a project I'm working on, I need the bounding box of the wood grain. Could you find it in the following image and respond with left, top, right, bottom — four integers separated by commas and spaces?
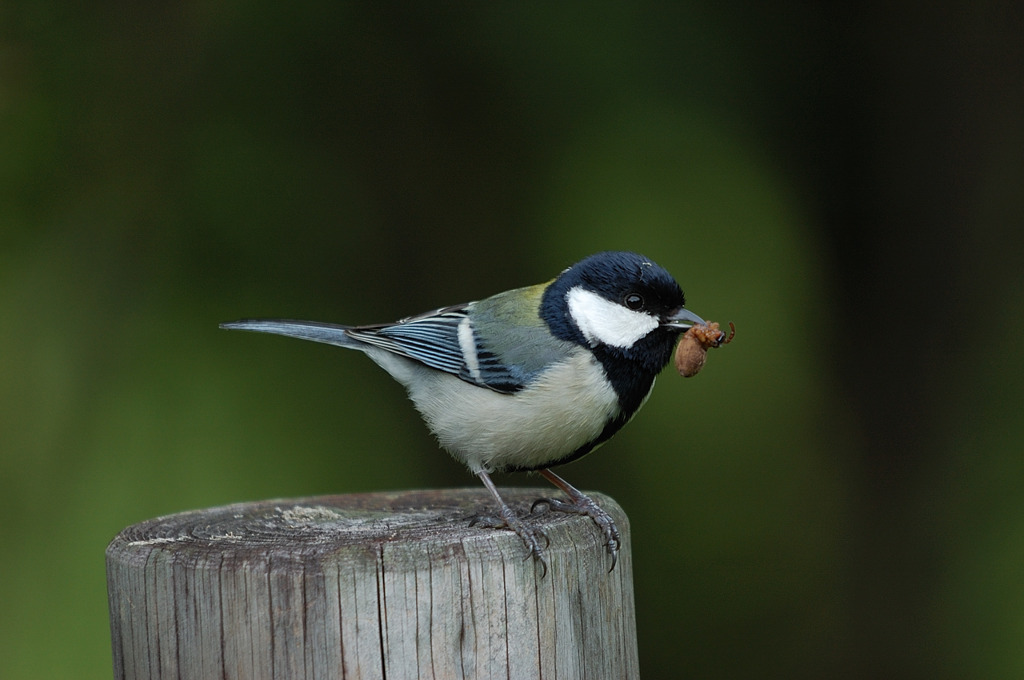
106, 488, 639, 679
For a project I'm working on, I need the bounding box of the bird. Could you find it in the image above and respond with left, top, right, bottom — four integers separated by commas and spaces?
221, 251, 705, 570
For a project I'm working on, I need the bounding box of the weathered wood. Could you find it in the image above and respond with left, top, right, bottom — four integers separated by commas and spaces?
106, 488, 638, 680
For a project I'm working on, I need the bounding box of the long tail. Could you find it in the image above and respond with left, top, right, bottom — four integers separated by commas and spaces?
220, 319, 361, 349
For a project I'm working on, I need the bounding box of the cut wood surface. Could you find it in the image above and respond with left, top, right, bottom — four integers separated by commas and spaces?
106, 488, 639, 680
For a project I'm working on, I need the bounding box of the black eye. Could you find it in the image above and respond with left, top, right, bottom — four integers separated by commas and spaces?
624, 293, 644, 310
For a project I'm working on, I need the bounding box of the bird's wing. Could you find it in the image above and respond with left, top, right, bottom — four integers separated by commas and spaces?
348, 305, 470, 376
348, 301, 556, 394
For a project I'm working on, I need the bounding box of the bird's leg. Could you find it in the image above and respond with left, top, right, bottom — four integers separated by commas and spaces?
471, 471, 548, 574
533, 468, 620, 571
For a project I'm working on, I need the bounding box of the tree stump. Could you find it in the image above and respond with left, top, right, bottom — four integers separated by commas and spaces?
106, 488, 638, 680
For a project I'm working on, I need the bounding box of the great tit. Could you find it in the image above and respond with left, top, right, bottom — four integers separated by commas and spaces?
222, 251, 705, 570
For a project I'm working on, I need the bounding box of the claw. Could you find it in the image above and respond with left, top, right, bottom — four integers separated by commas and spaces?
538, 469, 621, 571
475, 471, 550, 576
530, 498, 553, 514
468, 510, 548, 576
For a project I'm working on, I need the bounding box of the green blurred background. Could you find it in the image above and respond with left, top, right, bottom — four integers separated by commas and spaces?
2, 3, 1022, 678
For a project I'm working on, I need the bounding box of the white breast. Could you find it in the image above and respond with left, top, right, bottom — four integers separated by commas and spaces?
365, 348, 621, 473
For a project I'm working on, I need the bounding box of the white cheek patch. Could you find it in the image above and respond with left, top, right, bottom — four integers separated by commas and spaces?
566, 286, 659, 348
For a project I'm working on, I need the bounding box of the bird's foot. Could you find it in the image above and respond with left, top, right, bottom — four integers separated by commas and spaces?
469, 506, 550, 577
532, 492, 620, 571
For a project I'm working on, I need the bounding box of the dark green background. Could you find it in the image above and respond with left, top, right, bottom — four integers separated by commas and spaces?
2, 3, 1022, 678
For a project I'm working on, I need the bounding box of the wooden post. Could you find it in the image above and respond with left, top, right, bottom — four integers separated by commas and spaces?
106, 488, 638, 680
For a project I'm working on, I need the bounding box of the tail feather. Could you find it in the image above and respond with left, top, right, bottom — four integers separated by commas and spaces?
220, 319, 360, 349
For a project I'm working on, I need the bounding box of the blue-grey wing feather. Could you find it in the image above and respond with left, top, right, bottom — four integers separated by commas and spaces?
225, 289, 573, 395
348, 309, 468, 376
350, 303, 550, 394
